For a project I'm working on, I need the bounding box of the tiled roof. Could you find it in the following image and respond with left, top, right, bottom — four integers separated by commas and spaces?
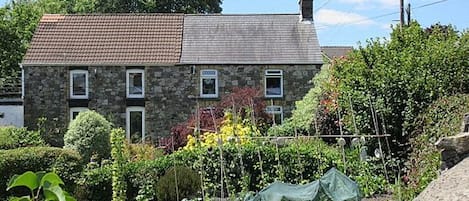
321, 46, 353, 60
22, 14, 184, 66
181, 14, 323, 64
23, 14, 323, 66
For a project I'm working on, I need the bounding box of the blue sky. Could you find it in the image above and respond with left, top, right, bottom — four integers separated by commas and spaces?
1, 0, 468, 46
223, 0, 469, 46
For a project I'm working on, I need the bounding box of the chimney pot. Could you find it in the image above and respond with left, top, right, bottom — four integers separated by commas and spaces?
299, 0, 313, 21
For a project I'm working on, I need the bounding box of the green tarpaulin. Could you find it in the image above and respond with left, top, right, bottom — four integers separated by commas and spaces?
244, 168, 361, 201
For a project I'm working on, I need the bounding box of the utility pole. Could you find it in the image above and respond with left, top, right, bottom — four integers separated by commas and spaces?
400, 0, 405, 29
406, 3, 411, 26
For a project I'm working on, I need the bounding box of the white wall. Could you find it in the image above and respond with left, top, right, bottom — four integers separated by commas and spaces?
0, 105, 24, 127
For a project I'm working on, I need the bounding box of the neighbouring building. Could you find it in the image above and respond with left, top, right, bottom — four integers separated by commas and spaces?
0, 75, 23, 127
22, 0, 323, 142
321, 46, 353, 61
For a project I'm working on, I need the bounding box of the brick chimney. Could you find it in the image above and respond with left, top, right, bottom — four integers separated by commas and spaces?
299, 0, 313, 21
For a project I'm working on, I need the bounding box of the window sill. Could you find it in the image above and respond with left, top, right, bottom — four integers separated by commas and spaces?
264, 96, 284, 99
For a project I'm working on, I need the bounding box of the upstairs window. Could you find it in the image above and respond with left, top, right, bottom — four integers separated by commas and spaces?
265, 70, 283, 98
200, 70, 218, 98
126, 106, 145, 143
126, 69, 144, 98
70, 70, 88, 99
70, 107, 88, 121
266, 106, 283, 125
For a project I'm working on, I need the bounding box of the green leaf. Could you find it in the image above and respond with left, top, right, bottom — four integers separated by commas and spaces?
8, 196, 32, 201
7, 171, 39, 192
40, 172, 64, 187
44, 185, 66, 201
64, 191, 77, 201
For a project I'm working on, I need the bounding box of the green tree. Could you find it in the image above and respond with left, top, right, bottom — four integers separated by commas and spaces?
331, 22, 469, 159
94, 0, 222, 13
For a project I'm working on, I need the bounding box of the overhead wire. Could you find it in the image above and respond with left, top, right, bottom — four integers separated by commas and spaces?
315, 0, 451, 30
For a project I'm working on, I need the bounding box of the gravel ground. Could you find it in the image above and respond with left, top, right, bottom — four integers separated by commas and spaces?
414, 157, 469, 201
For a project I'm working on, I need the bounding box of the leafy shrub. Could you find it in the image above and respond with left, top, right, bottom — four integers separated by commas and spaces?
75, 165, 112, 201
36, 117, 67, 147
400, 94, 469, 200
124, 142, 164, 162
164, 87, 268, 152
268, 64, 331, 136
64, 110, 112, 162
0, 147, 83, 199
0, 126, 45, 149
185, 112, 260, 150
156, 166, 201, 201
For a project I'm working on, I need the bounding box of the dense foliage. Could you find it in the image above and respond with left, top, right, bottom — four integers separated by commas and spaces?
165, 87, 268, 152
399, 94, 469, 199
64, 110, 112, 163
0, 147, 83, 199
74, 139, 388, 200
330, 22, 469, 160
268, 65, 331, 136
0, 126, 45, 149
155, 166, 201, 201
185, 112, 260, 149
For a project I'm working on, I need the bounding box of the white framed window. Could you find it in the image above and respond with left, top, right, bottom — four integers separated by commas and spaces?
126, 69, 145, 98
70, 70, 88, 99
265, 70, 283, 98
126, 106, 145, 143
266, 106, 283, 125
70, 107, 88, 121
200, 69, 218, 98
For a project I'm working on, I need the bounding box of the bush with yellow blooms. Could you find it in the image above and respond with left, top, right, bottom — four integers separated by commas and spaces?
185, 112, 260, 149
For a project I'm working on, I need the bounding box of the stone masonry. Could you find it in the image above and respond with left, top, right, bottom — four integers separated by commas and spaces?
24, 64, 319, 140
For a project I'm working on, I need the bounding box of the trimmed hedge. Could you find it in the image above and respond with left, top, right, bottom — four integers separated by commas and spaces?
64, 110, 112, 163
0, 147, 83, 199
0, 126, 45, 149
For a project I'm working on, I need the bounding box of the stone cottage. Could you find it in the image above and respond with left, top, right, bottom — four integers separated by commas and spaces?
21, 0, 323, 142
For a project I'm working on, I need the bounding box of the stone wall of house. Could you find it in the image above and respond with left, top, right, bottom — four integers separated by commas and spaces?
195, 64, 321, 118
24, 66, 68, 130
24, 64, 320, 141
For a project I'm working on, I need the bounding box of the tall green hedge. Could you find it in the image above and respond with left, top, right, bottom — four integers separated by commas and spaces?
0, 147, 83, 199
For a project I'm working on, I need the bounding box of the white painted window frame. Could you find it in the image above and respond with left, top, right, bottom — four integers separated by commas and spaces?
200, 69, 218, 98
70, 70, 89, 99
266, 105, 283, 125
264, 69, 283, 98
126, 69, 145, 98
69, 107, 88, 121
126, 106, 145, 143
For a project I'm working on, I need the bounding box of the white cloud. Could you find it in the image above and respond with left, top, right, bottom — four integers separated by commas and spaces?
378, 0, 400, 7
315, 9, 375, 26
337, 0, 399, 9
